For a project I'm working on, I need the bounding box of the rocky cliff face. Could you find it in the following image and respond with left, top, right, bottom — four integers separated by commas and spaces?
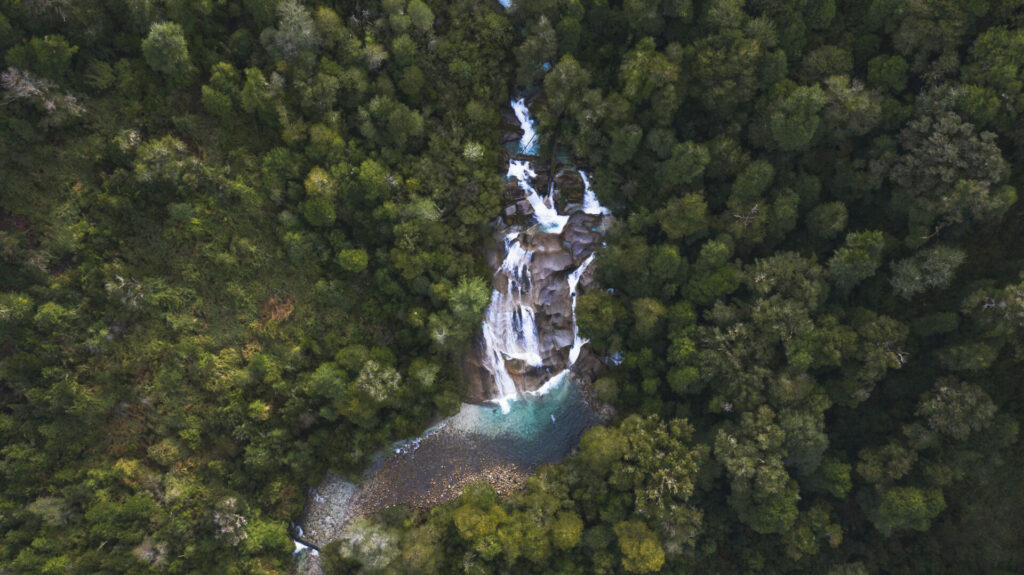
463, 109, 608, 403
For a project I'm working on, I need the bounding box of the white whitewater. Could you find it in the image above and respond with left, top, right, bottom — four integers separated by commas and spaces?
567, 253, 596, 365
508, 160, 568, 233
292, 526, 318, 556
511, 98, 539, 155
579, 170, 611, 215
480, 98, 608, 413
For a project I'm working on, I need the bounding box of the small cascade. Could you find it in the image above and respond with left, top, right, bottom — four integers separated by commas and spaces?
511, 98, 539, 155
292, 525, 317, 557
567, 253, 596, 365
481, 232, 546, 413
478, 98, 610, 413
508, 160, 568, 233
579, 170, 611, 215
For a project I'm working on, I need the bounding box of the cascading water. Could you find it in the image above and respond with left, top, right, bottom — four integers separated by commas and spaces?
507, 160, 568, 233
579, 170, 611, 216
478, 98, 609, 413
481, 233, 542, 413
567, 253, 596, 365
511, 98, 540, 155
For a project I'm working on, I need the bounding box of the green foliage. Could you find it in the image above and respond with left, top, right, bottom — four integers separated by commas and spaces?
576, 290, 627, 352
141, 22, 192, 84
614, 520, 665, 573
449, 276, 490, 325
807, 202, 848, 240
811, 458, 853, 499
867, 54, 908, 92
337, 249, 369, 273
5, 35, 77, 81
890, 110, 1014, 239
657, 193, 708, 242
916, 378, 997, 441
857, 443, 918, 486
715, 406, 801, 534
732, 159, 774, 200
890, 245, 967, 299
544, 55, 590, 117
261, 0, 321, 61
407, 0, 435, 32
620, 37, 678, 104
770, 85, 827, 151
551, 511, 583, 550
828, 230, 885, 295
868, 486, 946, 536
515, 16, 557, 85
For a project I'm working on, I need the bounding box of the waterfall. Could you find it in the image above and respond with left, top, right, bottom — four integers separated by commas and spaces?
567, 253, 596, 365
508, 160, 567, 233
511, 98, 539, 155
479, 98, 610, 413
579, 170, 611, 216
480, 231, 546, 413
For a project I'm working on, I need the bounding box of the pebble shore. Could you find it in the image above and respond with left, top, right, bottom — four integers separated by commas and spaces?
299, 426, 534, 547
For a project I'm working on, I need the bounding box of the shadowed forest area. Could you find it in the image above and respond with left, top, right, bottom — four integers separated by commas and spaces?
2, 0, 1024, 574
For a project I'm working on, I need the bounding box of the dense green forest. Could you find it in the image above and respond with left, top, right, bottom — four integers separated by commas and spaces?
2, 0, 1023, 573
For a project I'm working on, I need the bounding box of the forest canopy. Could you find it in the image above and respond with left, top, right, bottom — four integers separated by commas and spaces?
2, 0, 1024, 574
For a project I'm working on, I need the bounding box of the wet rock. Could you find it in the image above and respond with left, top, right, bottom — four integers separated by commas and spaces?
515, 198, 534, 215
569, 241, 594, 265
527, 230, 564, 253
531, 251, 574, 280
500, 107, 520, 129
470, 174, 605, 397
503, 179, 523, 197
500, 199, 534, 223
564, 211, 602, 264
500, 183, 534, 224
506, 359, 554, 392
578, 260, 598, 292
470, 98, 609, 403
539, 328, 574, 355
462, 343, 496, 404
554, 169, 584, 198
570, 347, 603, 388
294, 550, 325, 575
517, 369, 557, 393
